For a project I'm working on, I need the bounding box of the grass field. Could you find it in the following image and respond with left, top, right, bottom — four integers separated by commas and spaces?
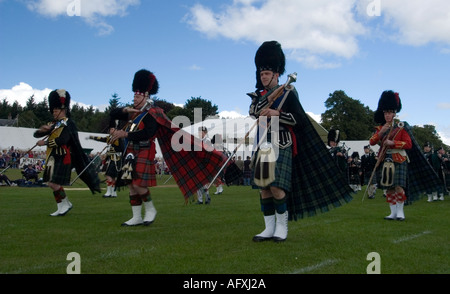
0, 169, 449, 274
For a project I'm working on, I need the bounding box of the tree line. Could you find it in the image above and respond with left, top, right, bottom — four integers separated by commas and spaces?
0, 90, 447, 150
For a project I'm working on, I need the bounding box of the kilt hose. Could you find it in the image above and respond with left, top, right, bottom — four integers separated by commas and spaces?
148, 107, 227, 200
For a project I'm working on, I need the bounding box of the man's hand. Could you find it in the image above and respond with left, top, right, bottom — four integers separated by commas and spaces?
260, 108, 280, 118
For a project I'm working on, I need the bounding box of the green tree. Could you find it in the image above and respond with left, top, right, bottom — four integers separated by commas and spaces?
166, 106, 189, 122
321, 90, 374, 140
35, 98, 52, 125
183, 96, 218, 122
411, 124, 448, 150
24, 95, 36, 111
18, 110, 40, 128
154, 97, 175, 114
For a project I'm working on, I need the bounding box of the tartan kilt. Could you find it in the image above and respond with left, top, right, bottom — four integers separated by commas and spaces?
126, 141, 156, 187
252, 145, 292, 192
376, 155, 408, 189
363, 170, 376, 185
224, 161, 243, 185
105, 159, 121, 179
43, 154, 71, 185
244, 170, 253, 178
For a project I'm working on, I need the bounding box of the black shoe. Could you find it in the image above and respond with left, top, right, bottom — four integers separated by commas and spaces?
121, 222, 143, 227
252, 235, 273, 242
272, 236, 286, 243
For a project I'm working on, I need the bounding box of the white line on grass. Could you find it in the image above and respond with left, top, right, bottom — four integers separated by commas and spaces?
392, 231, 432, 244
291, 259, 339, 274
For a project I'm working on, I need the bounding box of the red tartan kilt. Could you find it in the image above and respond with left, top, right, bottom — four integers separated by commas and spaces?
127, 143, 156, 187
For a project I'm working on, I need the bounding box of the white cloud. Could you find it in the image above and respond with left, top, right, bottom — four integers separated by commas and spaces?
185, 0, 366, 68
0, 82, 52, 106
306, 111, 321, 123
219, 110, 246, 119
189, 64, 203, 71
0, 82, 95, 110
377, 0, 450, 46
437, 125, 450, 146
186, 0, 450, 68
26, 0, 140, 35
438, 103, 450, 110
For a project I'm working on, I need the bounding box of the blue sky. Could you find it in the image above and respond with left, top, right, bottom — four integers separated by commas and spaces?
1, 0, 449, 144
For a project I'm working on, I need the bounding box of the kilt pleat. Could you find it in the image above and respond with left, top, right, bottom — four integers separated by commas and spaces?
253, 146, 292, 192
126, 142, 156, 187
44, 155, 71, 185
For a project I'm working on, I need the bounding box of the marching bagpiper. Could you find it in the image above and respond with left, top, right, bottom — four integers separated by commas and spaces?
361, 145, 377, 199
370, 90, 441, 220
109, 69, 227, 226
34, 89, 101, 216
430, 146, 448, 201
327, 129, 348, 174
89, 132, 124, 198
249, 41, 353, 242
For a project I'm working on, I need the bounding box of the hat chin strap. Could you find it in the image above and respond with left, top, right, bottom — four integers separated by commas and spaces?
264, 73, 277, 90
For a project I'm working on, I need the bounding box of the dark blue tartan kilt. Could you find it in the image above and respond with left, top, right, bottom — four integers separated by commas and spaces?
364, 170, 376, 185
376, 155, 408, 190
105, 159, 121, 179
43, 154, 72, 185
243, 170, 253, 178
252, 145, 292, 192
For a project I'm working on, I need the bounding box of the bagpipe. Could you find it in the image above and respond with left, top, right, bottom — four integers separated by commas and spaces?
362, 121, 406, 201
71, 101, 155, 187
29, 118, 68, 153
207, 72, 298, 189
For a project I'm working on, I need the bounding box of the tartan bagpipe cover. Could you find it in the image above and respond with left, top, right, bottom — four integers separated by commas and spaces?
402, 122, 442, 203
148, 107, 227, 200
67, 119, 101, 194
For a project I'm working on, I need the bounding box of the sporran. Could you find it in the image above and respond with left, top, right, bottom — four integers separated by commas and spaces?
254, 142, 277, 187
381, 158, 395, 187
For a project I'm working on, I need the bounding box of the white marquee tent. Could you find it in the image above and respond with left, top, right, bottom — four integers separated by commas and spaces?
1, 120, 379, 167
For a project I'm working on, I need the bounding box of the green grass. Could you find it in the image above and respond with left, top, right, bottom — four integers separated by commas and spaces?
0, 169, 449, 274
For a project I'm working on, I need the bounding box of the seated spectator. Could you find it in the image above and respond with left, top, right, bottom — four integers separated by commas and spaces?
35, 160, 44, 171
0, 154, 6, 168
0, 173, 15, 186
23, 164, 39, 182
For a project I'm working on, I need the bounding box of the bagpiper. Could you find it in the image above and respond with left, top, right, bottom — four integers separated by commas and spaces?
370, 90, 441, 220
361, 145, 377, 199
249, 41, 353, 242
89, 132, 124, 198
327, 129, 348, 174
109, 69, 227, 226
34, 89, 100, 216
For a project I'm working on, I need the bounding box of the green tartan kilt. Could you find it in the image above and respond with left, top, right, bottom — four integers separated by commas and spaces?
376, 154, 408, 189
43, 154, 72, 185
105, 159, 121, 179
364, 170, 376, 185
252, 145, 292, 192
